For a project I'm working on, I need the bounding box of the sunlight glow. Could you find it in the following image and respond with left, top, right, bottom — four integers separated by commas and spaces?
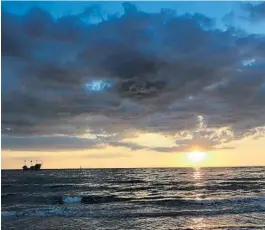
188, 151, 205, 163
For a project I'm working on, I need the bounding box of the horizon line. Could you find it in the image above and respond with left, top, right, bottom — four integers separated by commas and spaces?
2, 165, 265, 170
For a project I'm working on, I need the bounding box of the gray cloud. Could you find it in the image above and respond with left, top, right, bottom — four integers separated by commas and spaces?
108, 141, 147, 150
84, 153, 131, 159
2, 3, 265, 152
149, 146, 183, 153
242, 2, 265, 22
1, 135, 103, 151
11, 156, 57, 161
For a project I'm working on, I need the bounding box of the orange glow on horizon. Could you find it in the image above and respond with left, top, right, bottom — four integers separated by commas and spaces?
1, 137, 265, 169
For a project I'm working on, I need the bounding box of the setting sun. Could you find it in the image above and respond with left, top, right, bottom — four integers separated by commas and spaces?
188, 151, 206, 163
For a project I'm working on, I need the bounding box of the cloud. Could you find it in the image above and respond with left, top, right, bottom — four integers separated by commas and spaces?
1, 135, 103, 151
108, 141, 147, 150
10, 156, 57, 161
149, 146, 183, 153
84, 153, 131, 158
242, 2, 265, 22
2, 3, 265, 152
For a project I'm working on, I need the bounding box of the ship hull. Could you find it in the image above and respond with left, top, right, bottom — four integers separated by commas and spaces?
22, 164, 42, 171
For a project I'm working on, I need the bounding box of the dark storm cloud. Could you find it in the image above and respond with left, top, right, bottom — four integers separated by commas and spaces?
118, 79, 166, 99
242, 2, 265, 22
9, 153, 131, 159
2, 3, 265, 151
1, 135, 103, 151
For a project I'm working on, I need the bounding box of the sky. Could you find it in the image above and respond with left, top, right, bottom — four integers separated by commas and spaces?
1, 1, 265, 169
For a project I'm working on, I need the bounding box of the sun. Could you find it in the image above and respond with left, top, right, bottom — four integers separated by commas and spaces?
188, 151, 205, 163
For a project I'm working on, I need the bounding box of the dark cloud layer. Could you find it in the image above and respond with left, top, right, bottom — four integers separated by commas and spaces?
242, 2, 265, 22
1, 136, 103, 151
2, 3, 265, 152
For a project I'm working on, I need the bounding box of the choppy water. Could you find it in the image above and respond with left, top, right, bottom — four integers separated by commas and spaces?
2, 167, 265, 229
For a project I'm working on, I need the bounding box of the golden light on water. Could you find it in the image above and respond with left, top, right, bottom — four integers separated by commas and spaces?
193, 169, 202, 180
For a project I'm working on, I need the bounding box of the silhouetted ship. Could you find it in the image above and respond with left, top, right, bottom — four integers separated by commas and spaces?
22, 160, 42, 171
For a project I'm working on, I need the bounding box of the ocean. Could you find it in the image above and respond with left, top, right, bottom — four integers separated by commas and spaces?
2, 167, 265, 230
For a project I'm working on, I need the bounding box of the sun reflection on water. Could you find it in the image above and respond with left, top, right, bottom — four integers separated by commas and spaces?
193, 168, 205, 189
189, 168, 207, 229
193, 168, 201, 180
189, 217, 207, 229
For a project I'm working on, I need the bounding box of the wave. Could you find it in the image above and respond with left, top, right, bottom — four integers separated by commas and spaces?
50, 195, 265, 206
81, 195, 132, 204
1, 193, 133, 205
132, 196, 265, 207
49, 184, 75, 189
227, 177, 265, 181
63, 196, 82, 203
106, 179, 146, 184
2, 206, 265, 218
219, 181, 265, 185
117, 186, 156, 192
2, 184, 13, 188
5, 193, 264, 208
51, 194, 133, 205
1, 211, 17, 217
165, 183, 264, 192
2, 193, 16, 198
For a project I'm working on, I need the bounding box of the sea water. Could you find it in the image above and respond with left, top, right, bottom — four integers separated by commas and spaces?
2, 167, 265, 229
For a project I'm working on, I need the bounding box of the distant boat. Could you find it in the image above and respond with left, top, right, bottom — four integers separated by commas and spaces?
22, 160, 42, 171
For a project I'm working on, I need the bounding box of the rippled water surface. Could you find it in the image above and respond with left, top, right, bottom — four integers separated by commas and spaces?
2, 167, 265, 229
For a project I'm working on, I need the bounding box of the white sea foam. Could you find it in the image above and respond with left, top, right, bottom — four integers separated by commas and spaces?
1, 211, 17, 217
63, 196, 82, 203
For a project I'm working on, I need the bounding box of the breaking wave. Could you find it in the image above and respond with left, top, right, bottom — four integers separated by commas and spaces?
3, 193, 265, 207
63, 196, 82, 203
